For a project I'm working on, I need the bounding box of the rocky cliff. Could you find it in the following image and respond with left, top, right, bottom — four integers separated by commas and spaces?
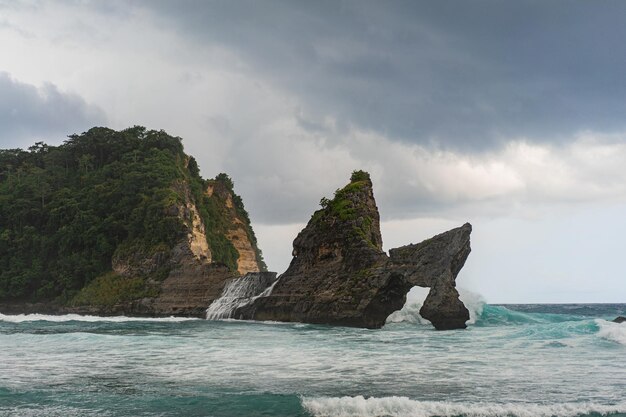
0, 127, 265, 317
205, 178, 266, 275
72, 175, 267, 317
232, 171, 471, 330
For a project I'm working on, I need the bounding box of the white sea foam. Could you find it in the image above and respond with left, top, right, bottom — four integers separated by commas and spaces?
596, 319, 626, 345
302, 396, 626, 417
458, 288, 485, 325
386, 287, 431, 325
0, 313, 199, 323
385, 287, 485, 326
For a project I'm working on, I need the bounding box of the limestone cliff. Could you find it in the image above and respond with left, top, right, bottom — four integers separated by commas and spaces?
99, 175, 269, 316
233, 171, 471, 330
206, 176, 266, 275
60, 178, 241, 316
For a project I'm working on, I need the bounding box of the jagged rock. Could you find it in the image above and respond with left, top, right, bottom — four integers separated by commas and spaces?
613, 316, 626, 323
389, 224, 472, 329
420, 282, 469, 330
234, 171, 472, 330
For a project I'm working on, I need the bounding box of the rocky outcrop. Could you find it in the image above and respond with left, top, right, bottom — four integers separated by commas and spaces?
232, 171, 471, 330
206, 179, 265, 275
388, 225, 472, 329
613, 316, 626, 323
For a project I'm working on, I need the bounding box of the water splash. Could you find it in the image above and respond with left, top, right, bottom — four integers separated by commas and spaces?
0, 314, 198, 323
206, 272, 277, 320
385, 287, 431, 325
458, 288, 486, 324
596, 319, 626, 345
385, 287, 485, 326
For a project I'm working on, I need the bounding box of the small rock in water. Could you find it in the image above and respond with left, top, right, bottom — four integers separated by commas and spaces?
612, 316, 626, 323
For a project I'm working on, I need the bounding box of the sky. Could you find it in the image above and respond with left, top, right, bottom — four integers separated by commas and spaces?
1, 0, 625, 303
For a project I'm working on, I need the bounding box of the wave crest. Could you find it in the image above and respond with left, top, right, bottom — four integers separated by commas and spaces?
596, 319, 626, 345
301, 396, 626, 417
0, 313, 199, 323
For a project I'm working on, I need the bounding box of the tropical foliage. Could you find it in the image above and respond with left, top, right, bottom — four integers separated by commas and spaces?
0, 126, 262, 303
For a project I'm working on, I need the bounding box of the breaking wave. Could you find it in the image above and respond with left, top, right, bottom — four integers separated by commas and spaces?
0, 313, 199, 323
301, 396, 626, 417
385, 287, 485, 326
596, 319, 626, 345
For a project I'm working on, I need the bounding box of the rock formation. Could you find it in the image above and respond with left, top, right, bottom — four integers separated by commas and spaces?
0, 127, 472, 328
205, 179, 265, 275
388, 226, 472, 330
232, 171, 471, 330
613, 316, 626, 323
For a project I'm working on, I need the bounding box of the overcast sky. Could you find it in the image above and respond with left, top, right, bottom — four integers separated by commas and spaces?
1, 0, 625, 303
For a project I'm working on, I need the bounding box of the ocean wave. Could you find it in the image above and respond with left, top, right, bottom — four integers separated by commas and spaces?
0, 313, 200, 323
596, 319, 626, 345
301, 396, 626, 417
385, 288, 485, 326
472, 304, 595, 328
458, 288, 485, 325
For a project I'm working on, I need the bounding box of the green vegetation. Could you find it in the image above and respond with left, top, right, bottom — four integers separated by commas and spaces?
312, 170, 377, 247
70, 272, 159, 307
193, 182, 240, 272
0, 126, 263, 304
314, 170, 371, 222
350, 169, 370, 183
210, 173, 267, 271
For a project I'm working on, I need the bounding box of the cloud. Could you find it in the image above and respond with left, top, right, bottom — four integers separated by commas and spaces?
0, 72, 106, 148
139, 0, 626, 150
225, 118, 626, 225
2, 2, 625, 228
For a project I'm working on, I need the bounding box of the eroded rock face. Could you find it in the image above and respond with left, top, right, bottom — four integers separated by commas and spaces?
206, 180, 265, 275
389, 224, 472, 329
235, 172, 472, 330
149, 241, 236, 316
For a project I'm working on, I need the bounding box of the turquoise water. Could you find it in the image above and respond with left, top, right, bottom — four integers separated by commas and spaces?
1, 300, 625, 417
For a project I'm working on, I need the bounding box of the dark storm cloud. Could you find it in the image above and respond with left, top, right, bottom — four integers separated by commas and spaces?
0, 73, 106, 148
139, 0, 626, 150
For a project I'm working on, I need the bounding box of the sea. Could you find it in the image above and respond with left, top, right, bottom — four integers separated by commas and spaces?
1, 289, 625, 417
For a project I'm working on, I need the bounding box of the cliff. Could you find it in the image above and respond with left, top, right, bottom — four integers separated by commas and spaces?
205, 177, 266, 275
233, 171, 471, 330
0, 126, 264, 316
